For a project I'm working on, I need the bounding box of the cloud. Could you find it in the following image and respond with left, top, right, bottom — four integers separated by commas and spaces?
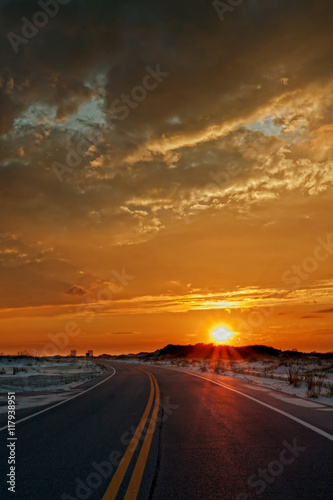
66, 285, 87, 296
317, 308, 333, 313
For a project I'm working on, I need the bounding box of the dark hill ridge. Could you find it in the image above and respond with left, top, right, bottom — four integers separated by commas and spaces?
98, 343, 333, 361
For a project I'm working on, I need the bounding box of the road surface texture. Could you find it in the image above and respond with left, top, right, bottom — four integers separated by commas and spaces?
0, 360, 332, 499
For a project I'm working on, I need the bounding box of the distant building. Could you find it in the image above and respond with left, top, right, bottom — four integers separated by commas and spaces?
86, 350, 94, 357
70, 350, 77, 357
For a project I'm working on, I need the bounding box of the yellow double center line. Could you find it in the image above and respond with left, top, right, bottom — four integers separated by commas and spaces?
102, 369, 160, 500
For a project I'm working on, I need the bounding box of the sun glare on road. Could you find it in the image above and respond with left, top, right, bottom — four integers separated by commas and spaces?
210, 326, 235, 344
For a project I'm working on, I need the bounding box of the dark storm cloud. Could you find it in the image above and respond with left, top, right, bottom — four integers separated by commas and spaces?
0, 0, 332, 129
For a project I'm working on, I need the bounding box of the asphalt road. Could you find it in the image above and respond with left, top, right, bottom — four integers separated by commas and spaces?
0, 361, 332, 500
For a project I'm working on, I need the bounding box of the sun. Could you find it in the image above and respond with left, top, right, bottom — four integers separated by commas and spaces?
210, 326, 235, 344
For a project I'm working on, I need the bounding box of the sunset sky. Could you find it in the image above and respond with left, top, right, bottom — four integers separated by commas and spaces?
0, 0, 332, 354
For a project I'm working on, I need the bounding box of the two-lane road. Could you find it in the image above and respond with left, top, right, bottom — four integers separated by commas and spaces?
0, 361, 332, 499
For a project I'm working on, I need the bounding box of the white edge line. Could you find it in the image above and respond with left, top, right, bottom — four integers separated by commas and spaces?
156, 366, 333, 443
0, 366, 116, 432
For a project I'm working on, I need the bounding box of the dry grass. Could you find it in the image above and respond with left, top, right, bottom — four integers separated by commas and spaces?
306, 372, 326, 398
325, 384, 333, 398
286, 366, 303, 387
212, 360, 225, 374
200, 361, 208, 372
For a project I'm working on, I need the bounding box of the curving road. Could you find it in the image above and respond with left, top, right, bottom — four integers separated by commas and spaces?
0, 361, 332, 500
